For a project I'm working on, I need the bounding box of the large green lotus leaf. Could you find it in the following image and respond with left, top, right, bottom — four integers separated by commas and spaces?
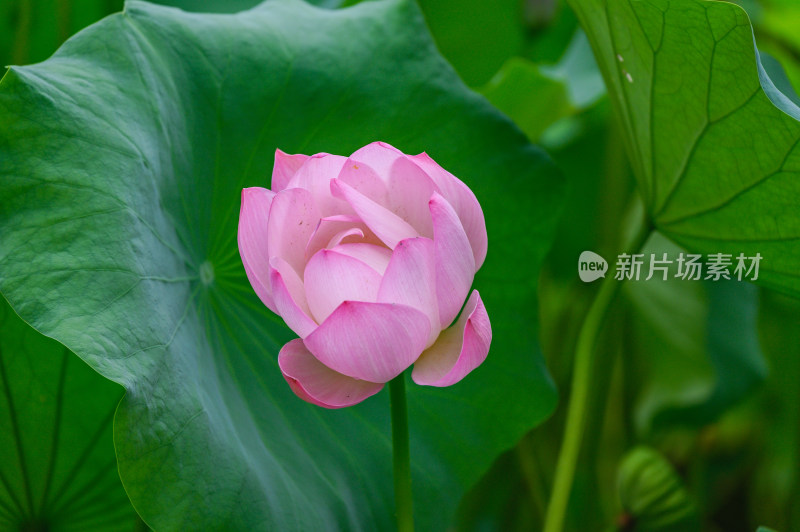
0, 298, 143, 531
0, 0, 562, 530
567, 0, 800, 298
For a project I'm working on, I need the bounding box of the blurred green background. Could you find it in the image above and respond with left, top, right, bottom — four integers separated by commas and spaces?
2, 0, 799, 531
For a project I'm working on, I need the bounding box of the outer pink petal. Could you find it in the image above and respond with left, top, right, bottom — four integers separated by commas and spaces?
270, 257, 317, 338
279, 339, 383, 408
287, 153, 350, 216
410, 153, 488, 268
238, 187, 277, 312
387, 156, 437, 238
430, 192, 476, 327
330, 179, 418, 249
304, 301, 430, 383
348, 141, 404, 183
377, 237, 440, 346
412, 290, 491, 387
267, 187, 321, 277
330, 243, 392, 275
304, 249, 382, 324
271, 149, 310, 192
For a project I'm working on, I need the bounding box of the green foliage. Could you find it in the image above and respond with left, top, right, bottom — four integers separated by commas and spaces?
480, 30, 605, 145
1, 0, 120, 67
750, 291, 800, 530
624, 233, 766, 434
415, 0, 526, 86
0, 298, 142, 531
0, 0, 310, 67
459, 2, 800, 530
758, 0, 800, 91
0, 0, 563, 529
481, 57, 573, 143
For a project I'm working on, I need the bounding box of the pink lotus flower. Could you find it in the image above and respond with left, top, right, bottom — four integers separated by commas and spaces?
238, 142, 491, 408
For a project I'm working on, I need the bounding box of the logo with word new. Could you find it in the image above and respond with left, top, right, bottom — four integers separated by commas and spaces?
578, 251, 608, 282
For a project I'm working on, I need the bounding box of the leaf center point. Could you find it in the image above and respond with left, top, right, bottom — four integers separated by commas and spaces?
200, 261, 214, 286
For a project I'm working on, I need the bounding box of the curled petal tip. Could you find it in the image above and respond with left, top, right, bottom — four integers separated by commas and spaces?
412, 290, 491, 387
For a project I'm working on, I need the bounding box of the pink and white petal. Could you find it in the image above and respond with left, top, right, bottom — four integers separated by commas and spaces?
304, 249, 382, 324
348, 141, 404, 183
304, 301, 430, 383
270, 257, 318, 338
410, 153, 488, 268
387, 156, 437, 238
377, 237, 440, 346
271, 149, 310, 192
287, 153, 351, 216
287, 153, 346, 189
430, 192, 476, 327
279, 339, 383, 408
412, 290, 491, 387
337, 158, 389, 205
331, 179, 418, 249
238, 187, 277, 312
267, 187, 321, 277
304, 215, 373, 262
329, 243, 392, 275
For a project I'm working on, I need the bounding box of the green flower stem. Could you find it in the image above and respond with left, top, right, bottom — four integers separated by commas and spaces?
543, 215, 651, 532
390, 374, 414, 532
